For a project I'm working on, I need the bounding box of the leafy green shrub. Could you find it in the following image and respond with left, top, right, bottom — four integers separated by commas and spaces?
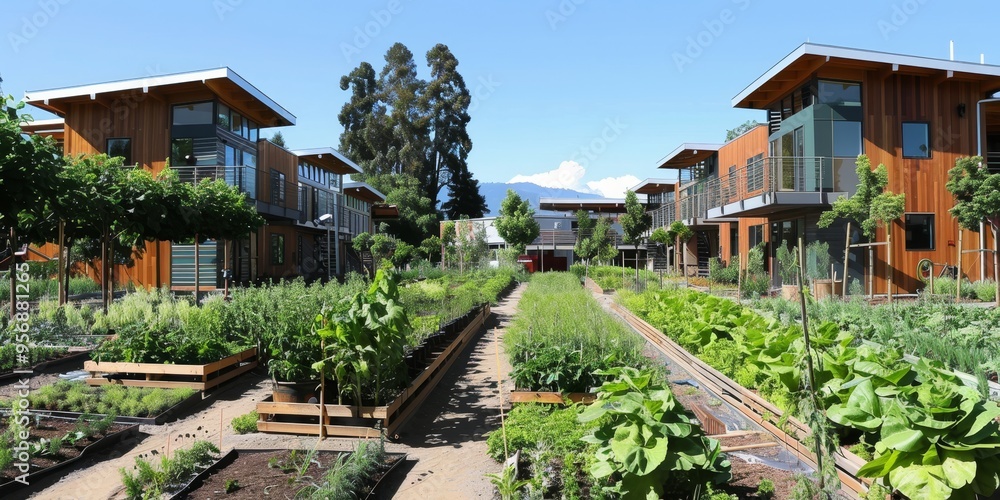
230, 410, 258, 434
708, 257, 739, 285
486, 404, 594, 462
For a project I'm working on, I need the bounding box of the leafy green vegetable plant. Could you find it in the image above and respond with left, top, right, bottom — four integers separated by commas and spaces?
579, 367, 730, 499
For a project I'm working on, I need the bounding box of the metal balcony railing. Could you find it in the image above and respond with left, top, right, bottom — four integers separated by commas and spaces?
649, 203, 677, 229
171, 165, 257, 200
673, 156, 857, 219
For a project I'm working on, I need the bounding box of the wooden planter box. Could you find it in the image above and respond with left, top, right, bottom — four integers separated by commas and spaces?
607, 301, 872, 499
83, 347, 258, 391
509, 391, 597, 405
257, 304, 490, 438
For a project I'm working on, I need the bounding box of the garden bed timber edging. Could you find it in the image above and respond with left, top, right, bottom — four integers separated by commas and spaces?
509, 391, 597, 405
0, 423, 140, 497
607, 300, 871, 499
167, 449, 408, 500
256, 304, 490, 438
584, 277, 604, 295
0, 388, 205, 425
0, 350, 92, 382
83, 347, 258, 390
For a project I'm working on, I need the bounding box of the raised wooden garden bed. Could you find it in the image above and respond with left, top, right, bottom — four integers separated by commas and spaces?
256, 304, 490, 438
0, 349, 91, 382
0, 421, 140, 497
509, 391, 596, 405
608, 301, 871, 499
2, 388, 205, 425
83, 347, 258, 390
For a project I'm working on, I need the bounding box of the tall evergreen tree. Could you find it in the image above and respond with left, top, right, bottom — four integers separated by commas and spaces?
378, 43, 427, 176
420, 44, 473, 211
338, 61, 385, 177
442, 164, 487, 219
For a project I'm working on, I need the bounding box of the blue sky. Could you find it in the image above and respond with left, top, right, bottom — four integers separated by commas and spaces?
4, 0, 998, 197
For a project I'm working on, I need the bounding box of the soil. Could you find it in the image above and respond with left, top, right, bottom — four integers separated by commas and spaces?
0, 418, 131, 484
183, 449, 403, 499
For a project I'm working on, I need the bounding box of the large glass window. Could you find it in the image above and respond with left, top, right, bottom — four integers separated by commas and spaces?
818, 81, 861, 106
748, 224, 765, 248
172, 102, 213, 125
172, 138, 198, 166
217, 103, 230, 129
902, 122, 930, 158
107, 138, 132, 165
231, 112, 243, 135
270, 234, 285, 265
905, 213, 935, 250
271, 170, 286, 206
833, 121, 862, 157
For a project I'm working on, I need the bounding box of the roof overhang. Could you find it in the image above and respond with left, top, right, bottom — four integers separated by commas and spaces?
656, 143, 721, 169
291, 147, 362, 175
631, 178, 676, 195
539, 197, 627, 213
343, 182, 386, 204
24, 67, 296, 127
371, 204, 399, 220
735, 43, 1000, 109
19, 117, 65, 141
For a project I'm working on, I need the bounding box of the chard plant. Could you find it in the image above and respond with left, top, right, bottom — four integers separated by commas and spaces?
579, 367, 730, 499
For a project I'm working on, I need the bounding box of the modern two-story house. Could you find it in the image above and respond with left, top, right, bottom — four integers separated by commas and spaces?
647, 43, 1000, 295
22, 68, 372, 291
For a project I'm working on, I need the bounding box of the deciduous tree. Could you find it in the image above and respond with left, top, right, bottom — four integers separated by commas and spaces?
494, 189, 539, 254
947, 155, 1000, 306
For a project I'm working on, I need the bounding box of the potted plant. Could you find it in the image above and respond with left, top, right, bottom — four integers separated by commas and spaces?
774, 240, 799, 300
268, 324, 323, 403
806, 240, 837, 299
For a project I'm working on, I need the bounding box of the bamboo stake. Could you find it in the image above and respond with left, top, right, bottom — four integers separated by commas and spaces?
319, 338, 327, 440
842, 222, 851, 298
57, 220, 65, 306
887, 222, 893, 304
796, 235, 823, 490
736, 253, 742, 304
219, 409, 224, 451
494, 328, 508, 460
957, 229, 963, 303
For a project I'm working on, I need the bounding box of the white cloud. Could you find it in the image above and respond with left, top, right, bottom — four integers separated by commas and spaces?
508, 161, 586, 191
586, 175, 641, 199
508, 161, 642, 200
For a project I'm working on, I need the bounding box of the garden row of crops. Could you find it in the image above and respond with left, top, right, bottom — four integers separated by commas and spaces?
488, 273, 733, 499
618, 286, 1000, 500
753, 294, 1000, 383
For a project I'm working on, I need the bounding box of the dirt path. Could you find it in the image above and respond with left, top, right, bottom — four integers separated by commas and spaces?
30, 283, 525, 499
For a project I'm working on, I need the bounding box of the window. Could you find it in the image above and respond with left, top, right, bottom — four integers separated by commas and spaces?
833, 121, 862, 157
231, 112, 243, 135
271, 170, 286, 206
902, 122, 930, 158
905, 213, 935, 250
172, 138, 197, 166
106, 138, 132, 165
270, 234, 285, 265
224, 145, 238, 166
818, 81, 861, 106
217, 103, 230, 129
172, 102, 213, 125
748, 224, 765, 248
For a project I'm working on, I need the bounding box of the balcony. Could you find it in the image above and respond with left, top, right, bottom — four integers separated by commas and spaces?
172, 165, 257, 200
676, 156, 859, 221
